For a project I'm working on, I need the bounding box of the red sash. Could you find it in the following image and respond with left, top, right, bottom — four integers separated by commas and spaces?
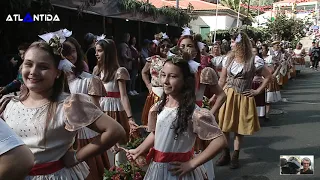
29, 160, 64, 176
146, 148, 194, 163
106, 92, 121, 98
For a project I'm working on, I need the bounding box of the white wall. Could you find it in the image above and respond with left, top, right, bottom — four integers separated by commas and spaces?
189, 15, 243, 32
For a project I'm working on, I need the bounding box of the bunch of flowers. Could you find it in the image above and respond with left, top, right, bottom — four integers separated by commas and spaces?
104, 162, 145, 180
104, 126, 149, 180
123, 125, 149, 168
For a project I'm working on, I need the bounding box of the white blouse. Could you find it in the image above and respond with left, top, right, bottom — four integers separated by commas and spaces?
0, 118, 24, 155
223, 56, 264, 75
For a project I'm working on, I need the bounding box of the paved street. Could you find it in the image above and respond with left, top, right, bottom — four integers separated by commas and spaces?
213, 69, 320, 180
130, 68, 320, 180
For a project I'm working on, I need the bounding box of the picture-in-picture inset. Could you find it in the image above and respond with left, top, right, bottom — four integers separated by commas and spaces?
280, 155, 314, 175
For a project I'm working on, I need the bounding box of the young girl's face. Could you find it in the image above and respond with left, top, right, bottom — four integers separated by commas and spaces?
252, 48, 258, 56
22, 47, 60, 93
95, 44, 104, 63
262, 46, 268, 55
161, 62, 184, 96
230, 39, 236, 50
179, 38, 197, 59
212, 45, 220, 55
64, 41, 77, 64
159, 41, 170, 57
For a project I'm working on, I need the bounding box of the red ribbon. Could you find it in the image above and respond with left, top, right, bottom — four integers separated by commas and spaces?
29, 160, 64, 176
146, 148, 194, 163
106, 91, 121, 98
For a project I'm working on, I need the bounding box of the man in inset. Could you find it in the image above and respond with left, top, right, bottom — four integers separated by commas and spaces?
300, 157, 314, 174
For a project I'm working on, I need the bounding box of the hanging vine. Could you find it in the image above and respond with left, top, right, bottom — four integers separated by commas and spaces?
118, 0, 196, 26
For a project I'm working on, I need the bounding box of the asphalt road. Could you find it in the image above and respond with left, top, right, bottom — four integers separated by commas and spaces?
129, 68, 320, 180
213, 69, 320, 180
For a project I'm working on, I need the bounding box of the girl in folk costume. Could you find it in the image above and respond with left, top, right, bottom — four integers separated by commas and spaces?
251, 47, 266, 118
177, 28, 226, 179
261, 44, 282, 120
194, 34, 211, 69
210, 43, 227, 77
217, 32, 271, 169
177, 28, 225, 111
268, 41, 286, 87
126, 53, 227, 180
278, 47, 290, 87
292, 42, 306, 74
93, 37, 138, 167
61, 31, 110, 180
0, 38, 125, 179
283, 47, 294, 81
141, 33, 171, 125
287, 47, 296, 79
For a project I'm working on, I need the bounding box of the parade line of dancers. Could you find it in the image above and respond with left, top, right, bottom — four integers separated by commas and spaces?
0, 27, 305, 179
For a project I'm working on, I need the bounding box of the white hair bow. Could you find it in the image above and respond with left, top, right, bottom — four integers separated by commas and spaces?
153, 39, 160, 46
197, 42, 205, 51
235, 33, 242, 43
97, 34, 106, 41
188, 60, 200, 74
162, 33, 169, 39
38, 29, 75, 73
181, 27, 192, 36
38, 29, 72, 44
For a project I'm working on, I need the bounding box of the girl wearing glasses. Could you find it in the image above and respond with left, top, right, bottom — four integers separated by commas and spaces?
141, 36, 172, 125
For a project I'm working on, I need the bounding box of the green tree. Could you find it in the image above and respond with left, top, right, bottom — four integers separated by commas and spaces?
251, 0, 279, 6
220, 0, 248, 14
266, 14, 305, 45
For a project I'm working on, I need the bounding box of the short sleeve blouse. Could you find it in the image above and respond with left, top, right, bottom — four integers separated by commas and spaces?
0, 118, 24, 155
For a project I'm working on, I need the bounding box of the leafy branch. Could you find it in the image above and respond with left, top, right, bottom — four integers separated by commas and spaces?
118, 0, 196, 26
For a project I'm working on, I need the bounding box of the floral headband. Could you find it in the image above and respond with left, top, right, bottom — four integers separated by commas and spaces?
167, 53, 190, 64
153, 32, 170, 46
38, 29, 75, 73
38, 29, 72, 55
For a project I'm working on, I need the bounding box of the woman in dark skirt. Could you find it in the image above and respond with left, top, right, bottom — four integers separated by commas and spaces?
252, 47, 266, 118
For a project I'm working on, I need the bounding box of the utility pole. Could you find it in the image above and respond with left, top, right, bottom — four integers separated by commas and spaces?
176, 0, 179, 8
237, 0, 241, 27
257, 0, 260, 26
214, 0, 219, 43
246, 0, 251, 32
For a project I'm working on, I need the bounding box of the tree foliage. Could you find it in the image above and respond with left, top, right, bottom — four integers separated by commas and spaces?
213, 25, 271, 43
266, 14, 305, 43
118, 0, 196, 26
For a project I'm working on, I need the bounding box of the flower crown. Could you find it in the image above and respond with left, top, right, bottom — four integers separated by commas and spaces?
38, 29, 72, 55
167, 49, 191, 64
38, 29, 75, 73
153, 32, 170, 46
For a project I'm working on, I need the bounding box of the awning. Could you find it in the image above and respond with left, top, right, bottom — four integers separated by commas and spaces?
51, 0, 176, 25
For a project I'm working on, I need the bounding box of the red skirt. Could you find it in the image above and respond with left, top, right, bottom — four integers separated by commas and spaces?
141, 91, 161, 125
